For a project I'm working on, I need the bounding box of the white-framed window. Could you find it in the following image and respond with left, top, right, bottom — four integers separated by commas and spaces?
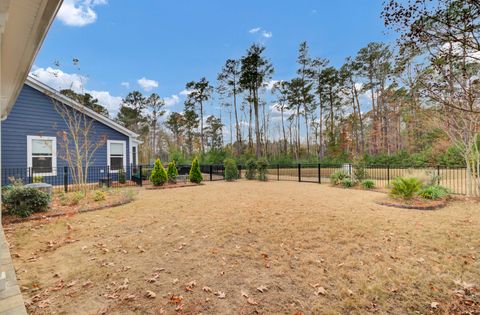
132, 144, 138, 166
27, 135, 57, 176
107, 140, 126, 172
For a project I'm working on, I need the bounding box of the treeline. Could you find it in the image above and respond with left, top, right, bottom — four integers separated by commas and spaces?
102, 35, 467, 167
63, 0, 478, 173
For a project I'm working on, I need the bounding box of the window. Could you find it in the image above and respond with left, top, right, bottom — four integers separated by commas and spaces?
27, 136, 57, 176
132, 146, 137, 166
107, 140, 126, 171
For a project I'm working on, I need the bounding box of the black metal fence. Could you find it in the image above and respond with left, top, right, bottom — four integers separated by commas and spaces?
265, 163, 469, 195
2, 165, 139, 192
1, 163, 470, 195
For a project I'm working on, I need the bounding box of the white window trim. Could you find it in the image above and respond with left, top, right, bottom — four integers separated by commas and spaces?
107, 140, 127, 173
131, 144, 138, 166
27, 135, 57, 176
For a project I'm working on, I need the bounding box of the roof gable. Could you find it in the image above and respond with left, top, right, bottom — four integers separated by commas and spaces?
25, 76, 139, 139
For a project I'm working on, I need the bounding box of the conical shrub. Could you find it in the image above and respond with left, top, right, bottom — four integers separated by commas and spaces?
189, 157, 203, 184
224, 158, 238, 181
150, 159, 168, 186
167, 161, 179, 184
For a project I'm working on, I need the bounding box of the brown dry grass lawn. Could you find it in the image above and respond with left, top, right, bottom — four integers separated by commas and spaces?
5, 181, 480, 315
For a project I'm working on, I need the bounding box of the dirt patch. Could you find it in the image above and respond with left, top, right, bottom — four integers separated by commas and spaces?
5, 181, 480, 314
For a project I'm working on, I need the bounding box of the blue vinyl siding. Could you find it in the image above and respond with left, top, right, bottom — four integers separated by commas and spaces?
1, 84, 130, 185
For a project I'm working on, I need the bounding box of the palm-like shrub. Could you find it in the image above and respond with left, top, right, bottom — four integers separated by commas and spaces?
330, 170, 350, 185
342, 178, 354, 188
150, 159, 168, 186
418, 185, 449, 200
257, 158, 269, 181
224, 158, 238, 181
167, 161, 179, 184
245, 158, 257, 180
189, 157, 203, 184
390, 177, 423, 199
361, 179, 375, 189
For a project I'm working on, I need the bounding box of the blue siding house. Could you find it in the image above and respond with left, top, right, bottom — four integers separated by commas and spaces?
1, 76, 141, 186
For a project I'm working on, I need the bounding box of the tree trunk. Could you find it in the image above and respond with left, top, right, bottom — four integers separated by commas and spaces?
304, 114, 310, 157
281, 107, 287, 154
200, 101, 204, 154
233, 86, 241, 152
253, 88, 261, 158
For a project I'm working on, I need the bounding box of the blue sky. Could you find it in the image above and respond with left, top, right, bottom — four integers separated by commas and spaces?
32, 0, 393, 119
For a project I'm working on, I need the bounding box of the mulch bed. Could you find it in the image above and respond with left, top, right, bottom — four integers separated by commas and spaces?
144, 182, 202, 190
376, 197, 449, 210
2, 192, 135, 225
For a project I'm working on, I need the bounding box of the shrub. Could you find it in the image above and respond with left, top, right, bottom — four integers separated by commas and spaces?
93, 190, 106, 202
189, 157, 203, 184
361, 179, 375, 189
32, 176, 44, 183
69, 192, 85, 206
167, 161, 179, 184
390, 177, 423, 199
342, 178, 355, 188
2, 186, 50, 217
245, 158, 257, 180
257, 158, 269, 181
352, 158, 368, 181
330, 170, 350, 185
418, 185, 449, 200
150, 159, 168, 186
224, 158, 238, 181
118, 169, 126, 184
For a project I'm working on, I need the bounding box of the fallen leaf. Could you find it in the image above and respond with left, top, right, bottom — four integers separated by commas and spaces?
172, 278, 179, 284
215, 291, 226, 299
247, 297, 258, 305
185, 280, 196, 292
66, 280, 77, 288
241, 290, 249, 298
315, 287, 326, 295
203, 286, 212, 293
430, 302, 439, 309
169, 295, 183, 304
145, 291, 156, 299
257, 285, 268, 293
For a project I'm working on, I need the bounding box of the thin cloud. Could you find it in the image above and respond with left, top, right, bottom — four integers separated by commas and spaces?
57, 0, 107, 27
29, 66, 123, 115
262, 31, 273, 38
137, 77, 159, 91
249, 27, 261, 33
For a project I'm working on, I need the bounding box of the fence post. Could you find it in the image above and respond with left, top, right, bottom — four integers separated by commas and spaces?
348, 163, 352, 176
238, 164, 242, 179
107, 166, 111, 187
277, 164, 280, 181
298, 164, 301, 182
318, 163, 321, 184
63, 166, 68, 193
387, 164, 390, 186
139, 165, 143, 187
209, 165, 213, 181
437, 165, 440, 185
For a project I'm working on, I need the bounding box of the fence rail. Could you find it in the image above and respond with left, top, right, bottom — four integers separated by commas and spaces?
1, 163, 469, 195
265, 163, 468, 195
